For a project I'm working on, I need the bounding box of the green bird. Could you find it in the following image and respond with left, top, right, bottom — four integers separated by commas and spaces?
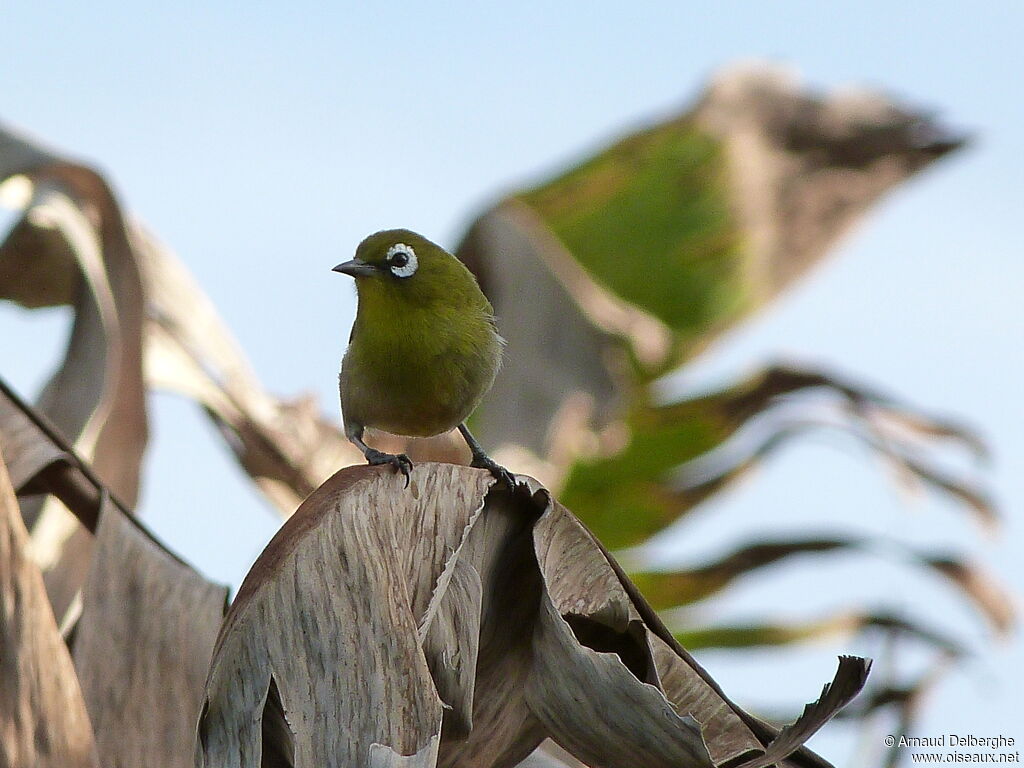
333, 229, 514, 487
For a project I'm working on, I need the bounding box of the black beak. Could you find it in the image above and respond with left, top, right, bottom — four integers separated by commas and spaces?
332, 258, 378, 278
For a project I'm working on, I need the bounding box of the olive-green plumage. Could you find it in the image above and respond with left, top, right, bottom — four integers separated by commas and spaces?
334, 229, 511, 485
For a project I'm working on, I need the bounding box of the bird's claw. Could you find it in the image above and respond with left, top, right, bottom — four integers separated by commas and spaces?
471, 454, 518, 489
366, 449, 413, 488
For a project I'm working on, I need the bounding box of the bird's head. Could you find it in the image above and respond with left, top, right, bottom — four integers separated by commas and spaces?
333, 229, 479, 308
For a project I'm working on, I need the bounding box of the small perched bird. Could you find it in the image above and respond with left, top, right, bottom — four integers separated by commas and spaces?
334, 229, 514, 487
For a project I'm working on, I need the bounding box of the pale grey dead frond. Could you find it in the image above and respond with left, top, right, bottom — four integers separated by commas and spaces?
455, 205, 637, 459
527, 499, 718, 767
132, 224, 361, 513
198, 464, 867, 768
0, 451, 99, 768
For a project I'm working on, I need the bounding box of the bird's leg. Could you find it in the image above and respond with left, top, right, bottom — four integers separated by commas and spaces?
458, 423, 516, 488
346, 423, 413, 488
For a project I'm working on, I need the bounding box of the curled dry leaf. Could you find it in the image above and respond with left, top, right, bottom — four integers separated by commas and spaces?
0, 122, 148, 621
0, 451, 98, 768
197, 464, 869, 768
0, 127, 148, 512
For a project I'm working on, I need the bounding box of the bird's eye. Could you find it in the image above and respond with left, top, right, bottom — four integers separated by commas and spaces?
386, 243, 418, 278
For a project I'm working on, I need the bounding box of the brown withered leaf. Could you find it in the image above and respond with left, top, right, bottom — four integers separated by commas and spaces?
692, 67, 963, 313
197, 464, 869, 768
0, 451, 99, 768
924, 557, 1014, 636
72, 497, 228, 768
825, 651, 954, 768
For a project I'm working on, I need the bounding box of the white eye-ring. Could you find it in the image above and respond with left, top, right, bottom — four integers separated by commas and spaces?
386, 243, 418, 278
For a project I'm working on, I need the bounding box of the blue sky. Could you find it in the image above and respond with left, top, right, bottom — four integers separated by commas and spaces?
3, 1, 1021, 763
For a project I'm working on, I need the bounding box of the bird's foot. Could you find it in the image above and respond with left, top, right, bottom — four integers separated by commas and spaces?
470, 454, 518, 489
365, 449, 413, 488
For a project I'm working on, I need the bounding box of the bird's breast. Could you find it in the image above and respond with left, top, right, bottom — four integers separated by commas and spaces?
340, 309, 502, 437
